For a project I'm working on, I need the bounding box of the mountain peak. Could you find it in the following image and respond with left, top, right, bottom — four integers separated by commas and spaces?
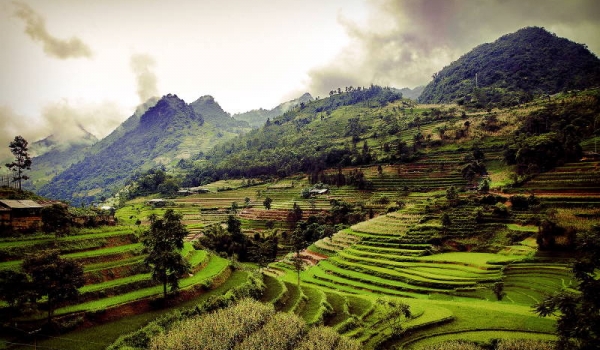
31, 126, 98, 157
140, 94, 203, 128
419, 26, 600, 105
193, 95, 216, 104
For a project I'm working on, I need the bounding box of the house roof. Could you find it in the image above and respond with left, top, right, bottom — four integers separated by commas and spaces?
0, 199, 43, 209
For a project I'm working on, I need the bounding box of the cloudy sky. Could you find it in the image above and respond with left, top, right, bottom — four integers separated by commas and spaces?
1, 0, 599, 158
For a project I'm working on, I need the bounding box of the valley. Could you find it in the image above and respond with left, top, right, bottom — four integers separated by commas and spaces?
1, 26, 600, 350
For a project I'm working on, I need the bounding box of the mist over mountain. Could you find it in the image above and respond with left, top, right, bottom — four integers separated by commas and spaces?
26, 129, 98, 192
233, 93, 313, 128
30, 127, 97, 157
419, 27, 600, 105
36, 94, 248, 205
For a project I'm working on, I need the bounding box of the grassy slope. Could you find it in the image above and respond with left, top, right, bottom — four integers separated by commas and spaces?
4, 91, 599, 349
26, 271, 250, 350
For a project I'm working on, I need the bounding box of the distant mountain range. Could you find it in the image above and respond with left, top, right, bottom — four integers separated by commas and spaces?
30, 93, 315, 204
394, 86, 424, 101
233, 93, 314, 128
419, 27, 600, 105
26, 26, 600, 204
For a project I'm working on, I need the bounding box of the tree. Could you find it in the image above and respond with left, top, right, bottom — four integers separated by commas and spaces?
0, 270, 31, 309
446, 186, 459, 202
376, 298, 412, 337
41, 203, 72, 237
250, 239, 277, 271
22, 250, 84, 323
230, 201, 239, 214
291, 254, 304, 287
287, 202, 303, 229
263, 196, 273, 210
535, 226, 600, 349
478, 178, 490, 193
491, 281, 505, 301
5, 136, 32, 190
441, 213, 452, 232
142, 210, 190, 299
301, 188, 311, 199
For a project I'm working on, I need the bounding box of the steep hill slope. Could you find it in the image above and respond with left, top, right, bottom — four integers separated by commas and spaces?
38, 94, 250, 205
419, 27, 600, 105
184, 85, 403, 185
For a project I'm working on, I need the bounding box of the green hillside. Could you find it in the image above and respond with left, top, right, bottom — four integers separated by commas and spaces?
2, 89, 600, 349
419, 27, 600, 106
36, 94, 251, 206
2, 26, 600, 350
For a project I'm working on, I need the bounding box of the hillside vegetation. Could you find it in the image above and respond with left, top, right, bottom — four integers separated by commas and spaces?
419, 27, 600, 106
2, 26, 600, 350
37, 94, 251, 205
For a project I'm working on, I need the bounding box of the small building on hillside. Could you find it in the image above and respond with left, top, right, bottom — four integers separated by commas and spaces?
309, 188, 330, 196
0, 199, 43, 231
146, 198, 167, 207
178, 187, 210, 195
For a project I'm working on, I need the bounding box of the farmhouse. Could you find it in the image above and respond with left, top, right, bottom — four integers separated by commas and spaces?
309, 188, 329, 196
178, 187, 210, 195
0, 199, 43, 231
146, 198, 167, 207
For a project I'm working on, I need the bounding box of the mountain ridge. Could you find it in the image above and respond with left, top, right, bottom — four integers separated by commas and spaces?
36, 94, 249, 205
233, 93, 314, 128
419, 26, 600, 105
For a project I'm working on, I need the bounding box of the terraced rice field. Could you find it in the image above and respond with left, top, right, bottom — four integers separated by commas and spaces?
6, 147, 594, 349
0, 227, 233, 327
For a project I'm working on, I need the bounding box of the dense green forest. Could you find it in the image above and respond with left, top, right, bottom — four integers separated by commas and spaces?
183, 85, 404, 184
419, 27, 600, 106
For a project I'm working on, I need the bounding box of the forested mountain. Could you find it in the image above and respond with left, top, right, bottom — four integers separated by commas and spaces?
419, 27, 600, 106
233, 93, 314, 128
37, 94, 250, 205
184, 85, 403, 185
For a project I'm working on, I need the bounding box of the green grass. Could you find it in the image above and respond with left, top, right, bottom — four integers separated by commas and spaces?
79, 273, 152, 293
507, 224, 538, 232
325, 292, 351, 328
407, 331, 556, 349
